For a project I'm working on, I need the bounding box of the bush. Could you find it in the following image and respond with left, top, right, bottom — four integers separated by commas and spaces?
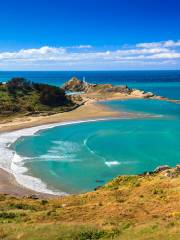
63, 229, 108, 240
0, 78, 74, 115
41, 199, 48, 205
9, 203, 37, 211
39, 84, 66, 106
7, 78, 32, 94
0, 212, 17, 219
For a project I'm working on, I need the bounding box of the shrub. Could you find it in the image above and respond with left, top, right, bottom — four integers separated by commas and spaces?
73, 229, 107, 240
39, 85, 66, 106
7, 78, 32, 94
0, 78, 74, 115
9, 203, 37, 211
41, 199, 48, 205
0, 212, 17, 219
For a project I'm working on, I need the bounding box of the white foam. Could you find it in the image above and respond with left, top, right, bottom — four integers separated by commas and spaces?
105, 160, 139, 167
83, 135, 107, 161
0, 118, 114, 195
105, 161, 121, 167
52, 140, 81, 153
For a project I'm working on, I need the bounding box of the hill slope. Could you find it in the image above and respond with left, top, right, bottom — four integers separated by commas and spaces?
0, 165, 179, 240
0, 78, 76, 117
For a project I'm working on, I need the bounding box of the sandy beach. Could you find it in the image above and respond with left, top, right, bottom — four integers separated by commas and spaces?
0, 100, 122, 197
0, 100, 120, 133
0, 168, 57, 198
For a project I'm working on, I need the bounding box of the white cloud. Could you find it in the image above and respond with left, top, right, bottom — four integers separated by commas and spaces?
75, 45, 92, 49
148, 52, 180, 59
136, 40, 180, 48
136, 42, 162, 48
163, 40, 180, 47
0, 46, 66, 61
0, 40, 180, 70
67, 45, 92, 49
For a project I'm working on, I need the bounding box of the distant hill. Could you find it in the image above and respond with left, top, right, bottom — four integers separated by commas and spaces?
0, 78, 77, 116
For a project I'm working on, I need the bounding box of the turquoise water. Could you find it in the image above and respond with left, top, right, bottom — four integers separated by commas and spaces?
103, 99, 180, 118
4, 71, 179, 193
12, 99, 180, 194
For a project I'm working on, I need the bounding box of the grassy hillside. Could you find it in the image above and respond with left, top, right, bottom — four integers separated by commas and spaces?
0, 78, 76, 117
0, 166, 179, 240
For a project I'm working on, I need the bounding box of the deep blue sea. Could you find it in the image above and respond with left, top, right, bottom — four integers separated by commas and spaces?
0, 71, 180, 194
0, 70, 180, 99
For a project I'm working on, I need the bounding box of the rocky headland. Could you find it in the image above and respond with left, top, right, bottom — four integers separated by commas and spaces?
63, 76, 156, 101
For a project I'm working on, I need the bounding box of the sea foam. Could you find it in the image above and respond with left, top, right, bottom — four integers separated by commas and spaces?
105, 161, 121, 167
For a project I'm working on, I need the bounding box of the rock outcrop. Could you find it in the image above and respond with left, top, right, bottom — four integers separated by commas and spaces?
63, 77, 132, 94
130, 89, 154, 98
63, 77, 91, 92
63, 77, 156, 100
154, 165, 170, 173
162, 164, 180, 178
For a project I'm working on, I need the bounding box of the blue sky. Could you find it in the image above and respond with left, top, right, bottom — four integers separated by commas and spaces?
0, 0, 180, 70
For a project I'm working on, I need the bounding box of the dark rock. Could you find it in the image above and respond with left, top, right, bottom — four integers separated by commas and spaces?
94, 186, 101, 191
95, 180, 105, 183
154, 165, 170, 173
28, 194, 39, 200
143, 92, 154, 98
175, 164, 180, 172
163, 164, 180, 178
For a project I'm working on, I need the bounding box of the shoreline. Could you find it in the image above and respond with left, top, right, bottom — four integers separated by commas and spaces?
0, 100, 121, 133
0, 95, 179, 133
0, 100, 123, 198
0, 96, 178, 198
0, 168, 57, 198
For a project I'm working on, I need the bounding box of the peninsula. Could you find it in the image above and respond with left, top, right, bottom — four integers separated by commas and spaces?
0, 76, 176, 132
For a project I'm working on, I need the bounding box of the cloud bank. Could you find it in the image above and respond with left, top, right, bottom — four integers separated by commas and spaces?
0, 41, 180, 70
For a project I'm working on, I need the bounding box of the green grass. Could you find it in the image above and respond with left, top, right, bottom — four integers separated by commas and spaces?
0, 221, 179, 240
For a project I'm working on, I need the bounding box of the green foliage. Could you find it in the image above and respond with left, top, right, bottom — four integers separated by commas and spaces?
41, 199, 48, 205
7, 78, 32, 95
104, 175, 141, 189
0, 211, 17, 219
56, 227, 120, 240
9, 203, 37, 211
0, 78, 74, 115
39, 84, 66, 106
72, 229, 107, 240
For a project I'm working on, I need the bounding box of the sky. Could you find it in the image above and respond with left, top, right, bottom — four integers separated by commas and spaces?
0, 0, 180, 70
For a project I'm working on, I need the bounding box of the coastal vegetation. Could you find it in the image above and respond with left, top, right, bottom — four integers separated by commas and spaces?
0, 76, 157, 123
0, 78, 76, 117
0, 166, 179, 239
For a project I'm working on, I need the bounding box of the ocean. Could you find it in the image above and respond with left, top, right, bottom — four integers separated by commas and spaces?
0, 71, 180, 194
1, 70, 180, 99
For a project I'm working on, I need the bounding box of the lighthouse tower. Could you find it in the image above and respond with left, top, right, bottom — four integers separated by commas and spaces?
83, 76, 88, 90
